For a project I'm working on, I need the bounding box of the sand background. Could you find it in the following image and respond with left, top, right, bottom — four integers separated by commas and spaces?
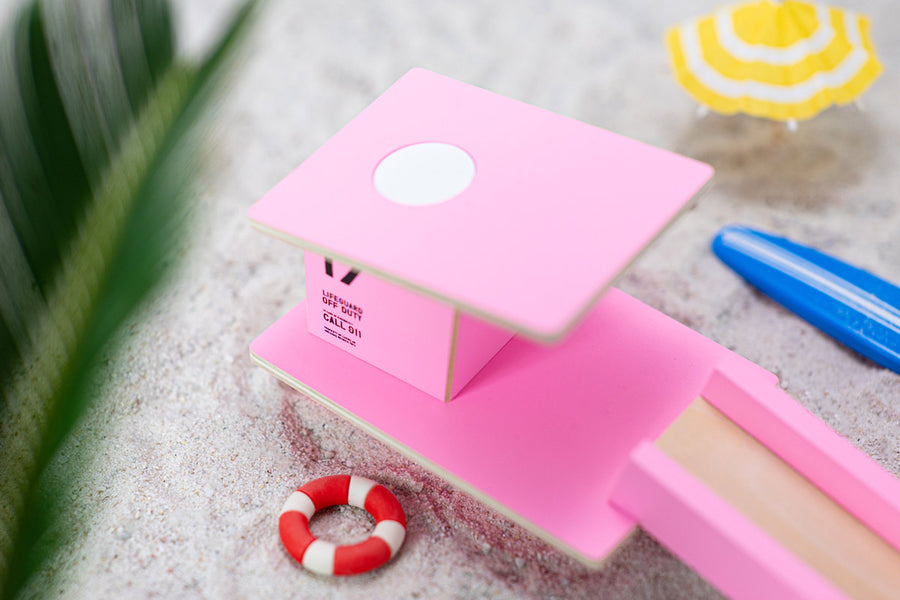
11, 1, 900, 598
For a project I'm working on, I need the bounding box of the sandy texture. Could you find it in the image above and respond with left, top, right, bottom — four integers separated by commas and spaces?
16, 0, 900, 598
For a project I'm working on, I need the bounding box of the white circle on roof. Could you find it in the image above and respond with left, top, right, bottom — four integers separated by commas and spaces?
374, 143, 475, 206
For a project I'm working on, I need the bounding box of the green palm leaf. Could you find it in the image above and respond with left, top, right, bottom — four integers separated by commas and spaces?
0, 1, 257, 597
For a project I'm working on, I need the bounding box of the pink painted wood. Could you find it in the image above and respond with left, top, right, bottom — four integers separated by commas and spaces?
450, 310, 514, 398
250, 289, 771, 561
247, 65, 900, 597
611, 442, 848, 600
702, 365, 900, 552
303, 253, 513, 400
304, 252, 454, 399
248, 68, 713, 342
252, 291, 900, 596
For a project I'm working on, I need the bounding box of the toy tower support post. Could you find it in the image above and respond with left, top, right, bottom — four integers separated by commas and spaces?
304, 252, 513, 401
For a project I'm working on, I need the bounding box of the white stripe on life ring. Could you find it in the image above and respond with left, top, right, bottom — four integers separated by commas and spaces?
372, 520, 406, 557
281, 491, 315, 520
302, 539, 337, 575
348, 476, 377, 509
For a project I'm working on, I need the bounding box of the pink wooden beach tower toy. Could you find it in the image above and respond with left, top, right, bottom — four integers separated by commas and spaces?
249, 69, 900, 599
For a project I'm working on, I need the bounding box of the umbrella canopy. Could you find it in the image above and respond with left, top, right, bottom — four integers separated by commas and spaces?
666, 0, 882, 123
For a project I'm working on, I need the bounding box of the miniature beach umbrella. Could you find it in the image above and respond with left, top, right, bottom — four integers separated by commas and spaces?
666, 0, 882, 128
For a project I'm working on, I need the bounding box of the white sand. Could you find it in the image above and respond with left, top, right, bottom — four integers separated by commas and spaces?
23, 0, 900, 598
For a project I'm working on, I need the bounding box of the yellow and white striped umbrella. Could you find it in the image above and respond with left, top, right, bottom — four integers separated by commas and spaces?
666, 1, 882, 125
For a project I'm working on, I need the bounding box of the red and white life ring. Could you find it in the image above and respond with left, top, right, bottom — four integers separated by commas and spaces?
279, 475, 407, 576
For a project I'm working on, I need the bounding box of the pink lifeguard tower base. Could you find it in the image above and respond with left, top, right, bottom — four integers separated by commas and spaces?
249, 69, 900, 600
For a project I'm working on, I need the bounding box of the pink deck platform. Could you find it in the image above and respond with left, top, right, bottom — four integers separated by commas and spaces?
251, 288, 772, 562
